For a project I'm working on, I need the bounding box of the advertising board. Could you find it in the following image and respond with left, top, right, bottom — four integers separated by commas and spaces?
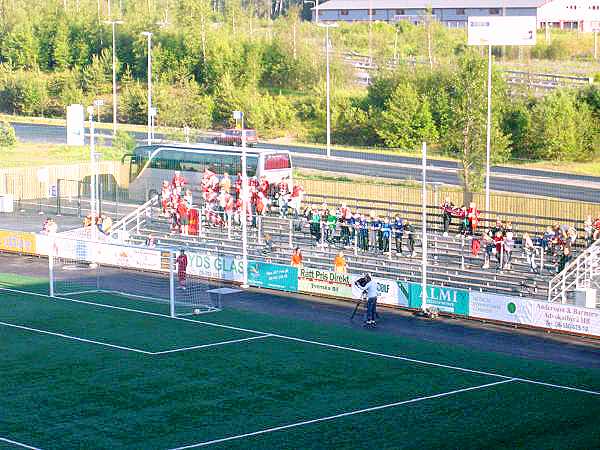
468, 16, 537, 46
0, 229, 36, 255
470, 292, 600, 337
298, 267, 353, 298
248, 261, 298, 292
186, 250, 244, 282
408, 283, 470, 316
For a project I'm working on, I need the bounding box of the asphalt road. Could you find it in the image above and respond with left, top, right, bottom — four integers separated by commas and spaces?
12, 122, 600, 203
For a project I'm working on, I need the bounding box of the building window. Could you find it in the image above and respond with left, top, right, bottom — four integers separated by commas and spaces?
456, 8, 465, 15
318, 9, 323, 15
395, 9, 405, 15
369, 9, 376, 15
341, 9, 349, 15
489, 8, 500, 14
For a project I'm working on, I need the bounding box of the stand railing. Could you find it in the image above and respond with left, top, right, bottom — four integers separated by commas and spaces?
548, 240, 600, 304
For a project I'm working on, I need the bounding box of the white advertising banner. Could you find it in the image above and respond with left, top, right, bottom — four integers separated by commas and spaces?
36, 235, 162, 271
186, 250, 244, 282
470, 292, 600, 337
66, 104, 85, 146
468, 16, 537, 46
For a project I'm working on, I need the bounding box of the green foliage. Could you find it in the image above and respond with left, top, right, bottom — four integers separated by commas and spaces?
1, 21, 39, 69
501, 99, 532, 159
0, 120, 17, 147
154, 78, 213, 129
119, 81, 147, 125
528, 91, 598, 161
376, 82, 437, 149
442, 51, 510, 194
112, 130, 136, 156
0, 70, 49, 115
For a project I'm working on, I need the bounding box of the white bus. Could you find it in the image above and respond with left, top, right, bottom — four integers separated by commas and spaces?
123, 143, 293, 201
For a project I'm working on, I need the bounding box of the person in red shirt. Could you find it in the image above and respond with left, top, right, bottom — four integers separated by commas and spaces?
177, 199, 190, 235
161, 181, 171, 216
176, 249, 188, 290
172, 171, 186, 190
467, 202, 480, 235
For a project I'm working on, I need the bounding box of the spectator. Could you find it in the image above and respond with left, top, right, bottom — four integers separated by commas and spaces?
558, 243, 572, 273
262, 233, 274, 254
441, 196, 454, 237
371, 213, 382, 252
290, 247, 303, 268
333, 251, 347, 273
310, 209, 321, 244
358, 214, 369, 251
503, 231, 514, 270
220, 172, 232, 194
493, 230, 504, 269
145, 234, 156, 248
523, 232, 538, 273
467, 202, 479, 235
393, 215, 404, 255
184, 189, 193, 207
405, 219, 416, 257
458, 206, 469, 236
177, 199, 190, 235
584, 215, 594, 247
381, 217, 391, 253
482, 229, 494, 269
172, 170, 186, 190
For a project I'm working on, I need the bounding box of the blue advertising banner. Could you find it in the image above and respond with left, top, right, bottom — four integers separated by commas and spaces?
248, 261, 298, 292
408, 283, 470, 316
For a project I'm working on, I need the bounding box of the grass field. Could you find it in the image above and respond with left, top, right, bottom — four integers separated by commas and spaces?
1, 272, 600, 449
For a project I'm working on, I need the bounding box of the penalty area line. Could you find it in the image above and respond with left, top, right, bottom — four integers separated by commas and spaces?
0, 321, 153, 355
0, 436, 43, 450
169, 378, 517, 449
151, 334, 273, 355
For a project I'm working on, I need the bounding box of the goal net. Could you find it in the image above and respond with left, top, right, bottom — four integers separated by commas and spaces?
48, 238, 220, 317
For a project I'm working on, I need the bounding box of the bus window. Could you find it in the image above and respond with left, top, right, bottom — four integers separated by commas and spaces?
247, 156, 258, 177
152, 149, 181, 170
264, 153, 291, 170
129, 155, 146, 182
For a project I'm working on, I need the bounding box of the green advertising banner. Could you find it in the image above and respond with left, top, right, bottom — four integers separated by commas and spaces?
298, 267, 353, 298
248, 261, 298, 292
408, 283, 470, 316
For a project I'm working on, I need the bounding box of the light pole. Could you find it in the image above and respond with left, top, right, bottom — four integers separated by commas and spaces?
141, 31, 153, 145
104, 19, 124, 136
87, 105, 98, 241
318, 22, 338, 158
234, 110, 249, 289
485, 43, 492, 215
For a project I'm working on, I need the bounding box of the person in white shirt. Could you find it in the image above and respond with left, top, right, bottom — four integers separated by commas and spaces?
355, 273, 378, 327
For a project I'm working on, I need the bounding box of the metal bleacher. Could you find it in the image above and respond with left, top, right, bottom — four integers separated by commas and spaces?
119, 198, 570, 301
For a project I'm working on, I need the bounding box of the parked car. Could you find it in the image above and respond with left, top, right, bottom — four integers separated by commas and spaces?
212, 128, 258, 147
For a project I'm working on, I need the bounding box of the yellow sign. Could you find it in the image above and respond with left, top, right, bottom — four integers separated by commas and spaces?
0, 229, 36, 255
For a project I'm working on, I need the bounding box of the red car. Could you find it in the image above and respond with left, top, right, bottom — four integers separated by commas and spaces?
213, 129, 258, 147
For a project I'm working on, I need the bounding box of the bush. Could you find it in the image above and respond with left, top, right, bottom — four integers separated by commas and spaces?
112, 130, 136, 156
0, 121, 17, 147
0, 70, 49, 115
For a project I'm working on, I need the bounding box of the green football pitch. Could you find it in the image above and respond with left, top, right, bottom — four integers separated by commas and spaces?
1, 272, 600, 450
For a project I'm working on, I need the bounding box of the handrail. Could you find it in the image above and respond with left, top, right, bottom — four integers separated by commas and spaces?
547, 239, 600, 303
111, 195, 158, 234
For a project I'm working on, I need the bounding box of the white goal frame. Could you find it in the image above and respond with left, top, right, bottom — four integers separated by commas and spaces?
47, 237, 220, 317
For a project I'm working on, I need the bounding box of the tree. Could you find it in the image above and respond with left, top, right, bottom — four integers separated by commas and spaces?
52, 18, 70, 70
376, 81, 437, 149
529, 90, 598, 161
0, 120, 16, 147
1, 21, 39, 69
443, 52, 510, 198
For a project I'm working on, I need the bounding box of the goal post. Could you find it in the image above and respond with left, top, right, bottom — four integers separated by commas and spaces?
47, 238, 220, 317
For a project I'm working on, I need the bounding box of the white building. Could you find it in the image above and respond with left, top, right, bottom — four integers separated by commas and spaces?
312, 0, 600, 32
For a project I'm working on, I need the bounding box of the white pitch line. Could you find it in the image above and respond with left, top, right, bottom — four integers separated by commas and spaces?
0, 321, 152, 355
170, 378, 517, 449
0, 436, 43, 450
152, 334, 272, 355
3, 286, 600, 396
